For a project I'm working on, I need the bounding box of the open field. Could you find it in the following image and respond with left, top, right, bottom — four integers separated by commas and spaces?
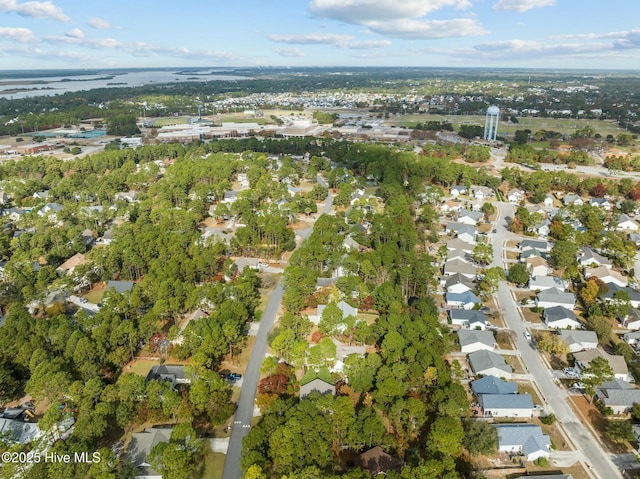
126, 358, 159, 377
201, 451, 225, 479
392, 114, 630, 138
151, 117, 190, 127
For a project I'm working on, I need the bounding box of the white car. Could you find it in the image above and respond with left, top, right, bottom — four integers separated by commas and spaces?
523, 331, 532, 341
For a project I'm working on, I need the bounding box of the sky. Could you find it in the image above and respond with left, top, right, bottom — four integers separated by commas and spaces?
0, 0, 639, 71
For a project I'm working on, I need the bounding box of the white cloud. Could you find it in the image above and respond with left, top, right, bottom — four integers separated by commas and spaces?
268, 33, 353, 45
341, 39, 392, 49
65, 28, 84, 39
309, 0, 471, 23
472, 38, 611, 57
0, 27, 36, 43
273, 47, 306, 57
0, 0, 69, 22
87, 17, 122, 30
367, 18, 487, 39
493, 0, 555, 13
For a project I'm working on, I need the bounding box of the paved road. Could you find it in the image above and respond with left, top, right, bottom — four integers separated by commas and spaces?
221, 280, 284, 479
222, 174, 331, 479
492, 202, 622, 479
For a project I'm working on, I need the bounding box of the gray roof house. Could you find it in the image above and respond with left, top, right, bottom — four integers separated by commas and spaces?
446, 222, 477, 244
446, 238, 474, 253
444, 273, 476, 294
603, 283, 640, 308
470, 376, 517, 396
494, 424, 551, 461
300, 378, 335, 398
146, 365, 191, 389
578, 247, 612, 269
543, 306, 581, 329
623, 329, 640, 346
595, 379, 640, 414
457, 209, 483, 226
106, 280, 136, 294
457, 330, 496, 354
520, 239, 551, 252
126, 427, 172, 479
0, 418, 41, 444
443, 258, 477, 279
558, 330, 598, 353
446, 290, 481, 310
468, 350, 512, 379
449, 310, 489, 330
574, 349, 631, 382
536, 288, 575, 309
479, 393, 534, 418
529, 275, 567, 292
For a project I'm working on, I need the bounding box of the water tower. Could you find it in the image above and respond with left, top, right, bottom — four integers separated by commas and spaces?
484, 106, 500, 141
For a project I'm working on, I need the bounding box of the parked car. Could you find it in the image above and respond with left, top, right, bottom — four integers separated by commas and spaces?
523, 331, 532, 341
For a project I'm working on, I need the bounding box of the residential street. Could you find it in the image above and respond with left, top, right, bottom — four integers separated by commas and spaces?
222, 178, 332, 479
492, 202, 622, 479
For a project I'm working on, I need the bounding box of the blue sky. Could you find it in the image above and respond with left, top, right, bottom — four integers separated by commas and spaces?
0, 0, 639, 70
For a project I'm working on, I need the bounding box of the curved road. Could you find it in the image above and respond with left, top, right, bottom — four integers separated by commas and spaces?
222, 178, 333, 479
491, 202, 621, 479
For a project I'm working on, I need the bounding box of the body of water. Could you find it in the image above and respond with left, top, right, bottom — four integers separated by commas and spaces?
0, 69, 251, 99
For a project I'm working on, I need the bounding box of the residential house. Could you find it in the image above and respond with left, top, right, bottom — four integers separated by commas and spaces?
446, 291, 481, 310
353, 447, 403, 476
0, 191, 9, 205
520, 239, 551, 253
535, 219, 551, 238
234, 257, 260, 273
458, 330, 496, 353
578, 247, 612, 269
56, 253, 86, 276
562, 194, 583, 206
318, 301, 358, 320
300, 378, 335, 398
529, 275, 567, 292
449, 310, 489, 330
81, 228, 95, 246
584, 266, 627, 287
574, 349, 631, 382
99, 227, 115, 245
507, 189, 524, 203
526, 256, 551, 277
443, 258, 477, 279
543, 194, 554, 209
37, 202, 63, 221
494, 424, 551, 461
0, 418, 41, 444
126, 427, 173, 479
468, 350, 512, 379
446, 238, 474, 254
447, 248, 470, 263
543, 306, 581, 329
457, 209, 483, 226
470, 376, 517, 396
603, 283, 640, 308
590, 197, 612, 210
4, 207, 27, 222
479, 393, 534, 418
221, 190, 239, 204
114, 190, 138, 203
343, 236, 367, 252
536, 288, 576, 309
616, 214, 639, 232
106, 280, 136, 294
623, 329, 640, 346
558, 330, 598, 353
444, 273, 476, 294
520, 248, 546, 263
146, 365, 191, 390
32, 190, 49, 201
441, 200, 462, 214
595, 379, 640, 414
472, 186, 493, 201
450, 185, 467, 198
446, 222, 477, 244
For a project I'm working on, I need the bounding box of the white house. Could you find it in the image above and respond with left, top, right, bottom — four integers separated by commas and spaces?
443, 258, 477, 279
458, 330, 496, 353
449, 310, 489, 330
446, 291, 481, 310
536, 288, 575, 309
558, 330, 598, 353
444, 273, 476, 294
595, 379, 640, 414
616, 214, 639, 232
479, 394, 534, 418
622, 309, 640, 331
450, 185, 467, 198
507, 189, 525, 203
494, 424, 551, 461
584, 267, 627, 288
526, 256, 551, 277
468, 350, 512, 379
574, 349, 631, 382
457, 209, 483, 226
543, 306, 581, 329
578, 247, 612, 269
529, 275, 567, 292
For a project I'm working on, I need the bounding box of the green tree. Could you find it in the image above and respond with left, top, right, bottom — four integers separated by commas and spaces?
550, 240, 579, 270
537, 332, 569, 356
471, 243, 493, 266
462, 420, 498, 455
428, 416, 464, 457
582, 356, 614, 399
507, 263, 530, 285
148, 423, 204, 479
606, 420, 634, 443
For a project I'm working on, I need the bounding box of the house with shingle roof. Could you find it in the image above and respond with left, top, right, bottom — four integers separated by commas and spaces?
470, 376, 517, 396
457, 330, 496, 353
529, 275, 567, 292
558, 330, 598, 353
444, 273, 476, 294
468, 350, 512, 379
494, 424, 551, 461
446, 290, 481, 310
449, 310, 489, 330
479, 393, 534, 418
578, 247, 612, 269
443, 258, 477, 279
536, 288, 575, 309
616, 214, 639, 232
595, 379, 640, 414
574, 349, 631, 382
126, 427, 172, 479
585, 267, 627, 288
543, 306, 581, 329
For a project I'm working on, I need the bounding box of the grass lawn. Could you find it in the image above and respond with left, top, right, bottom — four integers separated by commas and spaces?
516, 381, 543, 405
125, 358, 159, 377
83, 285, 105, 304
220, 336, 255, 374
152, 117, 189, 127
522, 308, 543, 324
357, 312, 379, 325
201, 451, 226, 479
496, 330, 514, 350
504, 355, 526, 374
